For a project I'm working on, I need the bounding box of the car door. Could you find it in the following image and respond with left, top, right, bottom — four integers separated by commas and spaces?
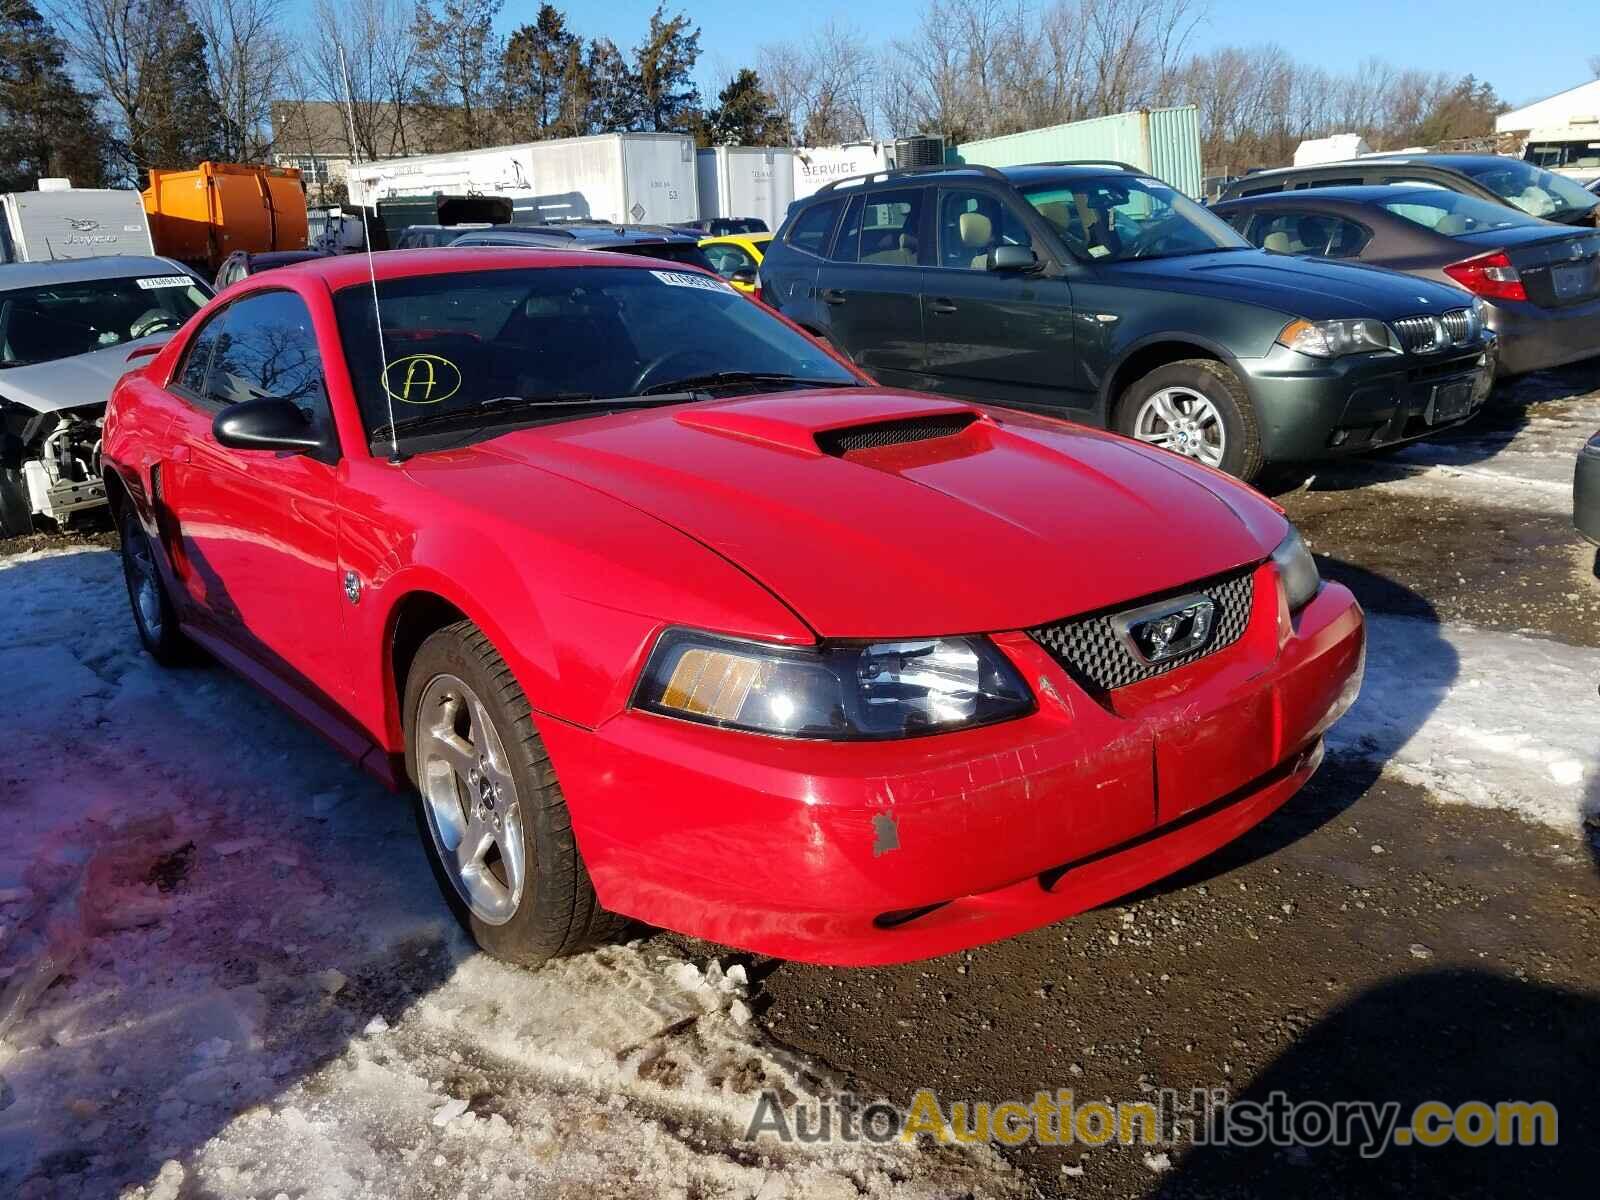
161, 288, 350, 707
813, 187, 935, 387
917, 185, 1081, 412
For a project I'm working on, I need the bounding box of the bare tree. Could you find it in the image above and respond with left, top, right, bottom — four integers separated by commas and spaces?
757, 20, 875, 144
52, 0, 223, 182
191, 0, 291, 161
298, 0, 421, 160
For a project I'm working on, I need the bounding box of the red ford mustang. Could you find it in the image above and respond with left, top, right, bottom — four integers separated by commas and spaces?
103, 249, 1365, 967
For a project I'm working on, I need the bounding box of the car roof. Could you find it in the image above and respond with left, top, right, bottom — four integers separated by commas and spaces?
287, 247, 683, 292
242, 250, 328, 266
1243, 154, 1510, 181
0, 255, 194, 289
1215, 185, 1434, 207
999, 163, 1144, 186
701, 232, 772, 246
455, 224, 697, 247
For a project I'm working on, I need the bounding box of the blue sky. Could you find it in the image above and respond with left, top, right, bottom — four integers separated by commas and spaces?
301, 0, 1596, 112
543, 0, 1594, 111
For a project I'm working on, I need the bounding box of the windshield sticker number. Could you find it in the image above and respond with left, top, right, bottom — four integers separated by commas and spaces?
136, 275, 193, 289
383, 354, 462, 405
650, 270, 729, 292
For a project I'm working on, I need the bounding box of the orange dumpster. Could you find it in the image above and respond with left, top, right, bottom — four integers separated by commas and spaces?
142, 162, 308, 275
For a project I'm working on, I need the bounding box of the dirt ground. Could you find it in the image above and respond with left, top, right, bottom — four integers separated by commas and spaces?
5, 363, 1599, 1199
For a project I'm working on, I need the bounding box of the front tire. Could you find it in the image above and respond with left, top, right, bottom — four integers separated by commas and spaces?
403, 622, 623, 966
1116, 359, 1264, 483
0, 467, 31, 537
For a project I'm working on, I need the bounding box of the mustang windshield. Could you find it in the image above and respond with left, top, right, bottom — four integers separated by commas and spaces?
0, 274, 207, 367
1020, 175, 1250, 262
334, 266, 857, 445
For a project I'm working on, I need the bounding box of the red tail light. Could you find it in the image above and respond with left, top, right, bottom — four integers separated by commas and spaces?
1443, 249, 1526, 302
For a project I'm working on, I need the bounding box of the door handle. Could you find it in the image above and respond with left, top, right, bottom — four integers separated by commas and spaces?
928, 298, 958, 315
820, 288, 847, 305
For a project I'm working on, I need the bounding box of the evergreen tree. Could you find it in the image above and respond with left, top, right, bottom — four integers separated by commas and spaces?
412, 0, 502, 149
584, 37, 638, 133
0, 0, 108, 189
632, 6, 700, 133
502, 3, 575, 136
705, 69, 791, 147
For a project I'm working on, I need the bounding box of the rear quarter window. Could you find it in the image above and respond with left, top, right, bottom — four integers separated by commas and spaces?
785, 198, 844, 257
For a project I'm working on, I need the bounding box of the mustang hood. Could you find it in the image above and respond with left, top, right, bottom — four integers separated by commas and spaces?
0, 336, 166, 414
1109, 250, 1470, 320
465, 391, 1281, 638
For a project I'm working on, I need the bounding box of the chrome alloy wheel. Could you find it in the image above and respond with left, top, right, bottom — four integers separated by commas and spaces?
1132, 386, 1226, 467
415, 674, 527, 925
121, 508, 164, 642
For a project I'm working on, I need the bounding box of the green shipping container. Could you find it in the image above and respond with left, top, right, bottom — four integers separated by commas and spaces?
950, 107, 1204, 199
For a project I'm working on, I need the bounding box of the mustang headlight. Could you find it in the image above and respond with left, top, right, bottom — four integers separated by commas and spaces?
1277, 317, 1400, 358
1271, 525, 1321, 611
634, 630, 1033, 739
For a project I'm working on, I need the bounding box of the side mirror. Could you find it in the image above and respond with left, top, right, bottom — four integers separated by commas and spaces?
988, 244, 1041, 273
730, 267, 757, 286
213, 397, 324, 456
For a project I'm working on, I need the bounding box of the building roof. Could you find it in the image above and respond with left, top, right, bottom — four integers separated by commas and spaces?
1496, 78, 1600, 134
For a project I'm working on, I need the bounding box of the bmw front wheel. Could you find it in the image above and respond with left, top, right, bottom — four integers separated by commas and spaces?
1118, 359, 1263, 482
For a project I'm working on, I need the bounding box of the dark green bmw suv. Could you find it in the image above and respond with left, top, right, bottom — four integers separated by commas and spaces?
759, 162, 1496, 481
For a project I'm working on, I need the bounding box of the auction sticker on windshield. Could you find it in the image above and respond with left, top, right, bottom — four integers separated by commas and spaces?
136, 276, 193, 289
650, 270, 729, 292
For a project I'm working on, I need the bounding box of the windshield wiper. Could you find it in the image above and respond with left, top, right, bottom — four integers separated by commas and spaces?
370, 391, 702, 442
0, 358, 38, 369
637, 370, 857, 396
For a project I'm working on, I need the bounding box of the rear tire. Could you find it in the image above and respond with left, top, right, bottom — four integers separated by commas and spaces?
118, 501, 192, 665
404, 621, 625, 966
1116, 359, 1264, 483
0, 467, 31, 537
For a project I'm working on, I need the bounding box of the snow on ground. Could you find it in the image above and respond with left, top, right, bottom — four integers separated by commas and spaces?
1329, 614, 1600, 833
0, 549, 1021, 1200
2, 368, 1596, 1197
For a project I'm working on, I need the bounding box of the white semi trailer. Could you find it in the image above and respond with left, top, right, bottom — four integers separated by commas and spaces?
695, 146, 796, 231
345, 133, 699, 226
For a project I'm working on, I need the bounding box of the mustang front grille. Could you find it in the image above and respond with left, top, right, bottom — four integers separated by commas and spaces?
1028, 568, 1256, 692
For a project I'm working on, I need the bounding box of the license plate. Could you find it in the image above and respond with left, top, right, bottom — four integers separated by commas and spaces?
1429, 380, 1473, 425
1552, 261, 1593, 300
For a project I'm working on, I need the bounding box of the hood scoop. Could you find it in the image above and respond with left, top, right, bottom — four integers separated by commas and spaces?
815, 412, 979, 457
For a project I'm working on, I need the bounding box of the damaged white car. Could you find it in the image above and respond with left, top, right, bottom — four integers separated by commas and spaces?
1, 256, 210, 534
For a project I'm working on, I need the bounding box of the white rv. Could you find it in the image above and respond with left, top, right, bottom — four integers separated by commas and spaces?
695, 146, 796, 231
344, 133, 699, 226
1522, 118, 1600, 187
0, 180, 155, 264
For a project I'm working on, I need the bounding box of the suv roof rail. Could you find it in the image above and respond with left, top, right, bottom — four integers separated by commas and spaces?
1030, 159, 1144, 173
815, 162, 1009, 193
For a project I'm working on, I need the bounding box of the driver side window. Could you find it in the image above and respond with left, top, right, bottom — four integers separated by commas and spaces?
936, 189, 1033, 270
203, 291, 330, 422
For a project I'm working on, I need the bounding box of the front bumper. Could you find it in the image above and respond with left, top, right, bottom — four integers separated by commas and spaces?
1576, 432, 1600, 545
539, 569, 1366, 965
1486, 295, 1600, 376
1242, 340, 1495, 463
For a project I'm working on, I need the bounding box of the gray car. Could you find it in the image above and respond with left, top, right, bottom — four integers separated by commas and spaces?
0, 256, 211, 533
1214, 187, 1600, 376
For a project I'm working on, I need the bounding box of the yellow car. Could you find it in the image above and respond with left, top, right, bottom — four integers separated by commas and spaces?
699, 233, 771, 293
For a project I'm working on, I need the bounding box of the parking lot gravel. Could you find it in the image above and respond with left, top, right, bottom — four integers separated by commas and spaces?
3, 363, 1598, 1199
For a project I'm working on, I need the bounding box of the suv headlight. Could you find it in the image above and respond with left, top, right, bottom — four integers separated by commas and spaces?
1277, 318, 1400, 358
1271, 526, 1321, 611
634, 630, 1034, 739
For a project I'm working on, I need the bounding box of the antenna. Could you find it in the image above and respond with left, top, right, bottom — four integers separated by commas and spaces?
338, 44, 402, 463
